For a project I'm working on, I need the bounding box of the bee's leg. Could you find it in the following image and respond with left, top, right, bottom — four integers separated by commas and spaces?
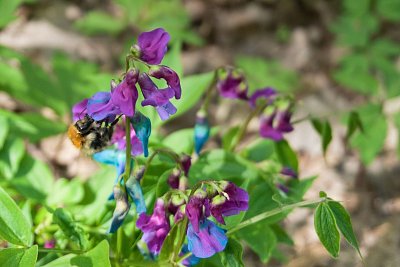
110, 115, 122, 127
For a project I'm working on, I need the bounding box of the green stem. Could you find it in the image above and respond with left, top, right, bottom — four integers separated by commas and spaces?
123, 119, 132, 184
37, 248, 85, 254
141, 148, 182, 184
227, 197, 326, 235
230, 104, 264, 152
201, 71, 218, 112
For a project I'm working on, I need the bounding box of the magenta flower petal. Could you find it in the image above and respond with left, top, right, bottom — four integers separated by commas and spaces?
149, 65, 181, 99
187, 219, 228, 258
136, 199, 170, 254
210, 182, 249, 225
72, 98, 88, 122
137, 28, 170, 65
249, 87, 277, 108
87, 92, 120, 121
259, 113, 284, 141
110, 70, 139, 117
217, 68, 248, 100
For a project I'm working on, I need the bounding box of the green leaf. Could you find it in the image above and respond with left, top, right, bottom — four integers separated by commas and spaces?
162, 128, 194, 154
350, 104, 387, 164
188, 149, 259, 186
74, 11, 126, 35
70, 240, 111, 267
327, 201, 362, 259
331, 13, 378, 47
241, 139, 275, 162
159, 219, 187, 262
47, 178, 84, 206
270, 224, 294, 245
345, 111, 363, 141
0, 186, 33, 246
274, 140, 298, 173
19, 245, 38, 267
0, 248, 25, 267
220, 238, 244, 267
333, 54, 378, 94
314, 203, 340, 258
237, 221, 277, 263
0, 137, 25, 180
0, 0, 22, 28
41, 254, 75, 267
235, 56, 298, 93
394, 112, 400, 158
0, 116, 9, 150
377, 0, 400, 21
53, 208, 89, 250
11, 155, 53, 201
222, 126, 240, 151
311, 119, 332, 156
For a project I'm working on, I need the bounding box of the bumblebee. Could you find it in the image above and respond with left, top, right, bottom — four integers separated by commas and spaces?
68, 115, 116, 155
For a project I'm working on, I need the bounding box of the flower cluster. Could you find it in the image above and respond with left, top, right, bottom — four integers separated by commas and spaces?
69, 28, 182, 234
136, 180, 249, 261
217, 68, 294, 142
72, 28, 181, 125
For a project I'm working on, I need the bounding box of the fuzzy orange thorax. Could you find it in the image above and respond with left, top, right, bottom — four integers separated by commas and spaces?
68, 125, 83, 149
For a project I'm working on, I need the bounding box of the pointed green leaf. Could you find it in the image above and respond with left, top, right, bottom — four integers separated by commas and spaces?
327, 201, 362, 259
311, 119, 332, 156
345, 111, 363, 141
19, 245, 38, 267
274, 140, 298, 173
0, 137, 25, 180
70, 240, 111, 267
220, 238, 244, 267
0, 116, 9, 150
314, 203, 340, 258
0, 186, 33, 246
237, 221, 277, 263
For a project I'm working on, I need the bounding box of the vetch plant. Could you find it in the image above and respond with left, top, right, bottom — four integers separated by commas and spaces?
0, 28, 363, 267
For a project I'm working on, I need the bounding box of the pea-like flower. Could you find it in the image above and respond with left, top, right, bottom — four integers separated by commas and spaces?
149, 65, 181, 99
72, 98, 88, 122
129, 112, 151, 157
210, 181, 249, 225
259, 109, 293, 141
187, 219, 228, 258
249, 87, 277, 108
136, 199, 170, 254
138, 73, 177, 121
217, 67, 248, 100
135, 28, 170, 65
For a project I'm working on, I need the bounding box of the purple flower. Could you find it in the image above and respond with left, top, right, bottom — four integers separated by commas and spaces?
87, 91, 119, 121
277, 183, 289, 194
149, 65, 181, 99
137, 28, 170, 65
210, 182, 249, 225
249, 87, 277, 108
180, 154, 191, 177
72, 98, 88, 121
110, 70, 139, 117
167, 169, 181, 189
185, 191, 210, 232
136, 199, 170, 254
138, 73, 177, 121
187, 219, 227, 258
217, 68, 248, 100
44, 240, 56, 249
87, 70, 139, 121
259, 109, 293, 141
281, 166, 297, 179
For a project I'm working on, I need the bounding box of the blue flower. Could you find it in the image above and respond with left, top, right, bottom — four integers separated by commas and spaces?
181, 244, 200, 266
187, 219, 227, 258
126, 177, 147, 214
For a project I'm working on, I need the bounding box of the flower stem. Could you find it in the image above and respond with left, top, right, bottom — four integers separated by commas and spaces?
37, 248, 85, 254
230, 104, 264, 152
227, 197, 326, 235
123, 118, 132, 184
